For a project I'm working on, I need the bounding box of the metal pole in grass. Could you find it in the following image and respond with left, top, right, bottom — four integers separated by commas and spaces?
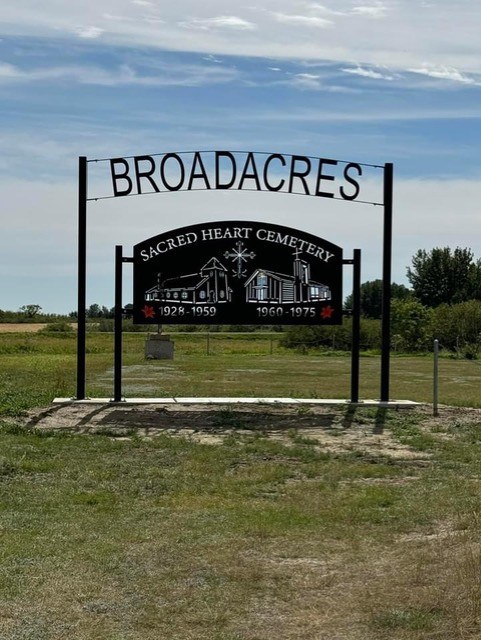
350, 249, 361, 403
76, 156, 88, 400
380, 162, 393, 402
113, 245, 123, 403
433, 339, 439, 416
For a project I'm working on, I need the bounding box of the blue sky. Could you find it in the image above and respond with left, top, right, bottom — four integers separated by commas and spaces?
1, 0, 481, 313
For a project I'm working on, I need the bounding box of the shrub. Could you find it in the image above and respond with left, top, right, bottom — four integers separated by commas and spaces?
280, 318, 381, 352
432, 300, 481, 357
390, 299, 432, 352
39, 321, 74, 334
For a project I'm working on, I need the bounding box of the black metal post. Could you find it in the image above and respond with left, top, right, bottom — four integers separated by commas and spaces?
350, 249, 361, 403
76, 156, 88, 399
113, 245, 123, 402
380, 163, 393, 402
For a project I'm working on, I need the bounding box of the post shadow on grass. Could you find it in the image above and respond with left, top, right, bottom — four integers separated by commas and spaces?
25, 405, 389, 434
341, 405, 358, 430
341, 405, 387, 434
26, 404, 66, 428
373, 408, 387, 434
77, 405, 113, 427
94, 407, 346, 435
27, 403, 115, 431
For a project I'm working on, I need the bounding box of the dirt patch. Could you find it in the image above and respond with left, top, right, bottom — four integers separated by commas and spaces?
19, 402, 442, 460
0, 323, 77, 333
0, 323, 48, 333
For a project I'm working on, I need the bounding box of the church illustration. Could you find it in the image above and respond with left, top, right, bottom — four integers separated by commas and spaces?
144, 257, 232, 304
244, 252, 331, 304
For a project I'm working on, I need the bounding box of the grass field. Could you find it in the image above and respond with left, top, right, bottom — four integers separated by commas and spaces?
2, 331, 481, 638
0, 330, 480, 413
2, 404, 481, 639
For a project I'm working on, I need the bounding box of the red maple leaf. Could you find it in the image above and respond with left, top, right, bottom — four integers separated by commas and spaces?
320, 305, 334, 319
141, 305, 156, 319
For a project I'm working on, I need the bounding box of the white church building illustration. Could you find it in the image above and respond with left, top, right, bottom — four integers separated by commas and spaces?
145, 258, 232, 304
244, 252, 331, 304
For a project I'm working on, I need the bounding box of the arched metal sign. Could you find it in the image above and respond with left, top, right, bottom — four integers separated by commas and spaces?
133, 221, 343, 326
76, 150, 393, 401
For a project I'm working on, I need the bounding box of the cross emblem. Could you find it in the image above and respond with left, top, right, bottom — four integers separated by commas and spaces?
224, 241, 256, 279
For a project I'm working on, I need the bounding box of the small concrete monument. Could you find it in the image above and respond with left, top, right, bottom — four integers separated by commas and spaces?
145, 325, 174, 359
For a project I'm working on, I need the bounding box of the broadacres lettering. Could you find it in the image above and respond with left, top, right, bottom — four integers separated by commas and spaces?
110, 151, 362, 201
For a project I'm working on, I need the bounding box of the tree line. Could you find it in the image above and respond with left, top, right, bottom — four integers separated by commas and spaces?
285, 247, 481, 356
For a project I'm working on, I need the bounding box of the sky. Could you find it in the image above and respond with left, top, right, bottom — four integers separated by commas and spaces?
1, 0, 481, 314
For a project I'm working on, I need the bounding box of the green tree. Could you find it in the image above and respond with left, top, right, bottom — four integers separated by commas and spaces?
391, 298, 432, 352
87, 304, 102, 318
344, 280, 412, 318
407, 247, 481, 307
432, 300, 481, 357
19, 304, 42, 318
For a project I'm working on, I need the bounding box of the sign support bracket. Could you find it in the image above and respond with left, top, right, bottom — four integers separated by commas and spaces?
350, 249, 361, 403
343, 251, 361, 403
112, 251, 134, 402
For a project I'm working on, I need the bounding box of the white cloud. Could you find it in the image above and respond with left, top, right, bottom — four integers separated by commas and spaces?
0, 62, 20, 78
342, 65, 393, 80
273, 13, 333, 28
234, 104, 481, 124
0, 60, 239, 87
305, 2, 387, 19
297, 72, 320, 79
409, 64, 477, 85
0, 1, 480, 83
202, 54, 222, 63
304, 3, 346, 17
179, 15, 257, 31
75, 26, 104, 39
0, 0, 481, 75
291, 72, 322, 89
351, 5, 387, 18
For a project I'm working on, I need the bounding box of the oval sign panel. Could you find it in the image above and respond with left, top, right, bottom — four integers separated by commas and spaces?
133, 221, 343, 325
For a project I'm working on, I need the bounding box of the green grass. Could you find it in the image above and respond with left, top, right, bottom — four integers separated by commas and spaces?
1, 331, 481, 415
3, 332, 481, 637
1, 408, 481, 638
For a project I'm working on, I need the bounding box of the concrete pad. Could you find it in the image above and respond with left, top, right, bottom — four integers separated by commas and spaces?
53, 397, 421, 408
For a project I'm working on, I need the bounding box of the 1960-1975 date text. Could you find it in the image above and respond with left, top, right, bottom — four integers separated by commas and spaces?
256, 306, 316, 318
155, 305, 316, 318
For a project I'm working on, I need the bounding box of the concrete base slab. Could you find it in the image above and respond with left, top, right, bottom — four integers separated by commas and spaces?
53, 397, 422, 408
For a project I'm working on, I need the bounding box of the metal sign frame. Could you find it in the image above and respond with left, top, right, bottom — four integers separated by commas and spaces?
76, 152, 392, 401
112, 246, 361, 403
